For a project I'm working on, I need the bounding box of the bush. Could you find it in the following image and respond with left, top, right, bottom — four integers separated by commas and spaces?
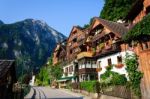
23, 85, 31, 96
125, 53, 143, 97
80, 81, 98, 93
100, 71, 127, 86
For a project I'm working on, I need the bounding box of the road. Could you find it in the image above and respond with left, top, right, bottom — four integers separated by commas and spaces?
24, 86, 89, 99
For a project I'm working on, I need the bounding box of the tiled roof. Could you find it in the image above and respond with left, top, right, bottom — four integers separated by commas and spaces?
94, 17, 128, 37
0, 60, 15, 79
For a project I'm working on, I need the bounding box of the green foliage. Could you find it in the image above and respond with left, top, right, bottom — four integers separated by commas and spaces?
125, 53, 143, 97
47, 56, 63, 83
35, 66, 50, 86
106, 65, 113, 71
50, 63, 63, 80
80, 81, 97, 92
124, 14, 150, 41
100, 71, 127, 86
23, 85, 31, 96
66, 82, 72, 89
100, 0, 135, 21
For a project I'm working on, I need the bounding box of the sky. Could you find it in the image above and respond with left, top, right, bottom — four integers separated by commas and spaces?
0, 0, 104, 37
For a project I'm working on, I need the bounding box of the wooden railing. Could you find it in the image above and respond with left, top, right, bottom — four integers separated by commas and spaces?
77, 52, 93, 59
95, 43, 121, 57
78, 68, 96, 74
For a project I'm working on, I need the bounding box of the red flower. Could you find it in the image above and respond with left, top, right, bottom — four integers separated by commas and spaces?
115, 63, 124, 68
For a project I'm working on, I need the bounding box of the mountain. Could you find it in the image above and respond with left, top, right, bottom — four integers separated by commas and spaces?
0, 19, 66, 76
0, 20, 4, 25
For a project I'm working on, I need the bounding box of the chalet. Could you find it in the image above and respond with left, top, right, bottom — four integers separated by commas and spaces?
0, 60, 17, 99
124, 0, 150, 98
53, 40, 67, 65
87, 17, 133, 81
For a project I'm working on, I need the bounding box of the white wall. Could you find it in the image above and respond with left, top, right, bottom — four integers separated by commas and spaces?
62, 62, 75, 78
97, 51, 134, 81
78, 60, 97, 69
29, 75, 35, 86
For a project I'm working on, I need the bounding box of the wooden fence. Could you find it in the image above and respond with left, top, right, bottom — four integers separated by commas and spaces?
71, 83, 131, 99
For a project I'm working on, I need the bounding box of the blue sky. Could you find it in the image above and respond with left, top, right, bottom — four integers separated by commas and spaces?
0, 0, 104, 36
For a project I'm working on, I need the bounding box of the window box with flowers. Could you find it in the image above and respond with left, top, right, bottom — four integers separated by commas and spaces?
115, 63, 124, 68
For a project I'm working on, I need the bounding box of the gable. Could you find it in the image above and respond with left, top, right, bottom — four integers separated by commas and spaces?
91, 19, 101, 30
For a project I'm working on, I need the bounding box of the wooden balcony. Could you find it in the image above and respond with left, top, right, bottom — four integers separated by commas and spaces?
78, 39, 85, 46
77, 52, 93, 59
70, 43, 78, 49
95, 43, 121, 58
92, 31, 105, 42
78, 68, 96, 74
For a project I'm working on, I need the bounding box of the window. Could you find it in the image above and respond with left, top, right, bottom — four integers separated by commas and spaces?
117, 56, 122, 63
97, 61, 101, 68
69, 66, 73, 73
70, 50, 72, 54
73, 38, 77, 42
65, 67, 68, 73
142, 42, 149, 50
108, 58, 112, 66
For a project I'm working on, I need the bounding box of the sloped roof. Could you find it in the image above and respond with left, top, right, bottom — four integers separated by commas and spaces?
0, 60, 15, 79
91, 17, 128, 37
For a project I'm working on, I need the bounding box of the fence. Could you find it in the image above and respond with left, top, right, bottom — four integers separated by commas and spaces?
71, 83, 131, 99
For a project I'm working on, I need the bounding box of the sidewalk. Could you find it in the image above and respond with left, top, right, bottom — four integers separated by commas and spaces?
59, 89, 92, 99
59, 89, 124, 99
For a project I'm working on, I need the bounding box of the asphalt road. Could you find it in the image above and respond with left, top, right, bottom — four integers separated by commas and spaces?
24, 86, 85, 99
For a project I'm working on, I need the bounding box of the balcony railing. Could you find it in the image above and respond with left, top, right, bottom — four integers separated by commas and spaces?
70, 43, 78, 49
77, 52, 93, 59
78, 68, 97, 74
92, 31, 105, 42
94, 43, 121, 58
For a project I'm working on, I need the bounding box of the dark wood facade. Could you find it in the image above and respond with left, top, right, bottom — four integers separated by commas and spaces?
0, 60, 17, 99
53, 40, 67, 65
88, 17, 127, 59
66, 26, 87, 62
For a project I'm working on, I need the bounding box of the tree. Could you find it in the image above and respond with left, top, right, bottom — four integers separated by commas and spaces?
35, 66, 50, 86
100, 0, 135, 21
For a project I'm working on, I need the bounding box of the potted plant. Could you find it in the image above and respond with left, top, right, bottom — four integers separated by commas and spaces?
99, 42, 104, 50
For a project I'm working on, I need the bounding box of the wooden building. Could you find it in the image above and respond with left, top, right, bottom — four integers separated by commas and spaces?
0, 60, 17, 99
125, 0, 150, 99
53, 40, 67, 65
88, 17, 131, 81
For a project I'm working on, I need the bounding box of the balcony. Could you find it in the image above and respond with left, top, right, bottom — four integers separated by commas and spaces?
92, 31, 105, 42
94, 43, 121, 58
78, 68, 97, 74
70, 43, 78, 49
78, 39, 85, 46
77, 52, 93, 59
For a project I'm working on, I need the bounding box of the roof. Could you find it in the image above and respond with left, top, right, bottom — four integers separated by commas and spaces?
0, 60, 15, 79
91, 17, 128, 37
67, 26, 85, 42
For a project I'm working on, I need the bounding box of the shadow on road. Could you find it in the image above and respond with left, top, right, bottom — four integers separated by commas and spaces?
48, 97, 83, 99
31, 88, 36, 99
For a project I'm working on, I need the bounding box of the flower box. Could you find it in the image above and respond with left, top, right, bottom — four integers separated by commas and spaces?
115, 63, 124, 68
